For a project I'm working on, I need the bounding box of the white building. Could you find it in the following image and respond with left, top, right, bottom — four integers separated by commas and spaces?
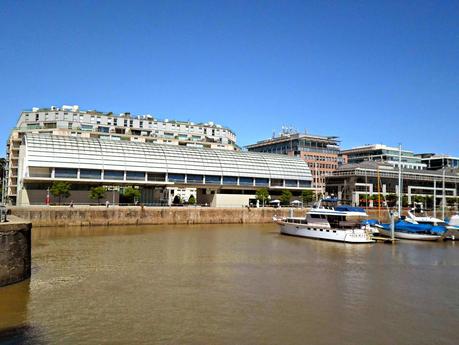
4, 105, 238, 205
341, 144, 426, 170
15, 134, 313, 207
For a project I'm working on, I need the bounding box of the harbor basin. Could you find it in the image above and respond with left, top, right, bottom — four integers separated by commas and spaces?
0, 224, 457, 345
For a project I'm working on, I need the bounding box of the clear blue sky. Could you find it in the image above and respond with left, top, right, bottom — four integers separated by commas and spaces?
1, 0, 458, 155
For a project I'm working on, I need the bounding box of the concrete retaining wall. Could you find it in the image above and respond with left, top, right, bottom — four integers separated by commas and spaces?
9, 206, 456, 228
11, 206, 305, 227
0, 219, 32, 287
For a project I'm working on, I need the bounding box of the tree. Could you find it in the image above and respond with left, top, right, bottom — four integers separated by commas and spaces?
301, 189, 314, 205
280, 190, 292, 206
255, 188, 269, 206
402, 195, 409, 207
386, 193, 397, 207
89, 186, 107, 205
188, 195, 196, 205
50, 181, 71, 205
122, 186, 141, 204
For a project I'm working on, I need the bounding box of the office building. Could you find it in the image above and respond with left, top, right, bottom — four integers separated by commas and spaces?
325, 161, 459, 208
341, 144, 426, 170
246, 130, 341, 194
416, 153, 459, 170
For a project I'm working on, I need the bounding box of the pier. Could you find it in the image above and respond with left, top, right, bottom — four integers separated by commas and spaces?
0, 216, 32, 287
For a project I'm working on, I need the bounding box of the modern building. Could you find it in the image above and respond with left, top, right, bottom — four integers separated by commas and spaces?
416, 153, 459, 170
0, 158, 5, 203
15, 134, 313, 207
325, 161, 459, 208
5, 105, 238, 205
341, 144, 426, 170
246, 130, 341, 194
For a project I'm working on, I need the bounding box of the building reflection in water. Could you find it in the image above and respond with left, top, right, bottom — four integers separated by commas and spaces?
0, 280, 45, 344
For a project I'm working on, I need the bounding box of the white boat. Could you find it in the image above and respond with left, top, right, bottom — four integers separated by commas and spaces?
446, 215, 459, 240
406, 210, 457, 240
274, 207, 374, 243
376, 227, 444, 241
406, 211, 446, 226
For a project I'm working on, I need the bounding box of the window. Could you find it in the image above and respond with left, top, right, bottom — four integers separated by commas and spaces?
168, 174, 185, 183
222, 176, 238, 185
239, 177, 253, 186
285, 179, 298, 187
80, 169, 102, 179
126, 171, 145, 181
43, 122, 57, 129
187, 174, 203, 183
29, 167, 51, 178
104, 170, 124, 180
81, 124, 93, 131
299, 180, 311, 188
55, 168, 78, 178
271, 179, 283, 187
147, 173, 166, 181
205, 175, 221, 184
255, 178, 269, 186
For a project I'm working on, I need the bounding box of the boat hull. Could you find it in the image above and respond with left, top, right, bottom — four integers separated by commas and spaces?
378, 228, 442, 241
279, 223, 374, 243
446, 226, 459, 240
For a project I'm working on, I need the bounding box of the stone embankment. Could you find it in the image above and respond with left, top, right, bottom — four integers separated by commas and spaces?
0, 216, 32, 287
9, 206, 455, 228
11, 206, 304, 227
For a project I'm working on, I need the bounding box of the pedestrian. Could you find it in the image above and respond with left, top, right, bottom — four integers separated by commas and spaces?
69, 200, 74, 208
106, 200, 110, 208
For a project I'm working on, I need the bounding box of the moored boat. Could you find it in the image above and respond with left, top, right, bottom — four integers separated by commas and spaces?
274, 206, 374, 243
375, 220, 447, 241
446, 215, 459, 240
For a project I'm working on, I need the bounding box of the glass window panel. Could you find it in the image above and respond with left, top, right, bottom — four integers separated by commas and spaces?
126, 171, 146, 181
239, 177, 253, 185
168, 174, 185, 183
222, 176, 238, 185
147, 173, 166, 182
80, 169, 102, 179
255, 178, 269, 186
285, 179, 298, 187
271, 179, 283, 187
104, 170, 124, 180
299, 180, 312, 188
205, 175, 221, 184
187, 174, 203, 183
55, 168, 78, 178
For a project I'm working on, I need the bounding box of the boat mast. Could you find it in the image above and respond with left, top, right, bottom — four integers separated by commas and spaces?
398, 144, 403, 217
377, 166, 381, 221
442, 164, 446, 220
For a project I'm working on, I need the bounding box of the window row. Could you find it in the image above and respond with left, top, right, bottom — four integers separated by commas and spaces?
28, 167, 312, 188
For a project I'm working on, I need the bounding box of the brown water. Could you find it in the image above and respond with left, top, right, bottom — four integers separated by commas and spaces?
0, 224, 458, 345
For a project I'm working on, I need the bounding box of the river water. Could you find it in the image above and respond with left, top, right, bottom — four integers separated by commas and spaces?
0, 224, 458, 345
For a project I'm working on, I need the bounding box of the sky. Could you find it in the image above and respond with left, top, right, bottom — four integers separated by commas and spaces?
1, 0, 458, 155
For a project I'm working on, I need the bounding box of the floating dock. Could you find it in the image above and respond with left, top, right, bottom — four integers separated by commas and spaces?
372, 236, 398, 244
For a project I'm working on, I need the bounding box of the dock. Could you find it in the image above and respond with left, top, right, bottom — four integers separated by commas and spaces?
372, 236, 398, 244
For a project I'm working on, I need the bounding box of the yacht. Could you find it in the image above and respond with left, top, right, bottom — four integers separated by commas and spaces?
274, 206, 374, 243
446, 215, 459, 240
